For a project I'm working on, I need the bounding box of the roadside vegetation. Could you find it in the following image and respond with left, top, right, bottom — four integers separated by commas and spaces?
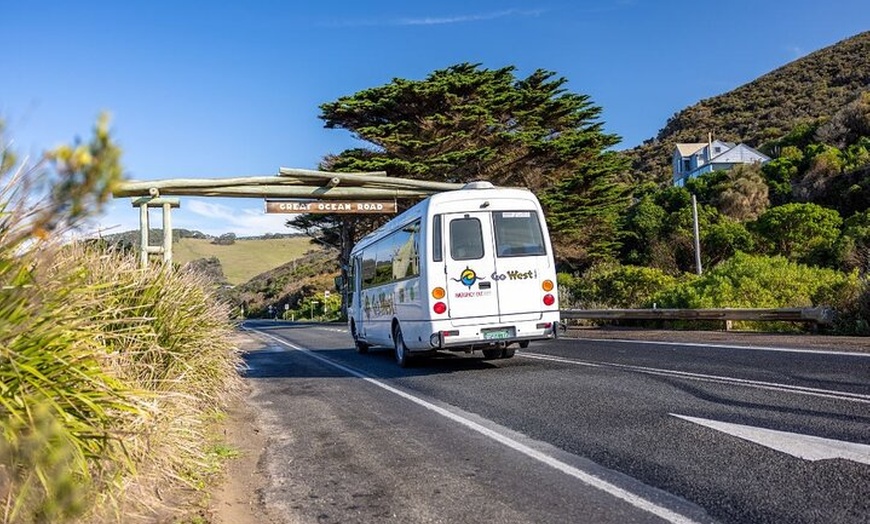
0, 117, 242, 522
283, 38, 870, 335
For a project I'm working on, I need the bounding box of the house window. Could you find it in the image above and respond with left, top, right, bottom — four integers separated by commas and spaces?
682, 159, 691, 172
714, 147, 721, 153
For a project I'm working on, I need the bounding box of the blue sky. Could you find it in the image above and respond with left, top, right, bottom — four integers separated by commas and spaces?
3, 1, 869, 236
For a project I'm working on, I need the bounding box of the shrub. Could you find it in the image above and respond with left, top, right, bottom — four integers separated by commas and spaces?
653, 253, 862, 331
567, 263, 682, 309
752, 202, 842, 265
1, 118, 242, 522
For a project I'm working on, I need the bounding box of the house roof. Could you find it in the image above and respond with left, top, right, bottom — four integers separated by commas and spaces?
709, 143, 771, 164
675, 143, 707, 156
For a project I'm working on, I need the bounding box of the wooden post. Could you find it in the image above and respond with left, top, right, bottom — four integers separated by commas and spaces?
132, 196, 180, 269
162, 202, 173, 265
139, 202, 150, 269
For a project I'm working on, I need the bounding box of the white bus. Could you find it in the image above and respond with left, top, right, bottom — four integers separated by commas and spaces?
347, 181, 560, 367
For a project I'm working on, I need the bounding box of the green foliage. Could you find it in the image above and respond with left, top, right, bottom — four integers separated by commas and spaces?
538, 150, 631, 269
752, 202, 843, 265
702, 219, 755, 267
287, 291, 342, 321
684, 170, 728, 205
567, 263, 681, 309
618, 195, 666, 265
320, 63, 620, 189
653, 186, 693, 213
1, 120, 242, 522
654, 253, 861, 312
761, 156, 799, 206
838, 210, 870, 273
317, 62, 631, 270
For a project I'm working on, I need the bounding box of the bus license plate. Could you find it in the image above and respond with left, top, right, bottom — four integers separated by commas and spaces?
482, 327, 515, 340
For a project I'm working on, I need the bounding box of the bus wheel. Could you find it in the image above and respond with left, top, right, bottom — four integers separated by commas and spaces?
518, 341, 530, 349
351, 322, 369, 354
393, 325, 410, 368
482, 349, 502, 360
502, 347, 516, 359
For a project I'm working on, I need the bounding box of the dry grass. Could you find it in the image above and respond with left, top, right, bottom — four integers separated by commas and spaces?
1, 120, 244, 523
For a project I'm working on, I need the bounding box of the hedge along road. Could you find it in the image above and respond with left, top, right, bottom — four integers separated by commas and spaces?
233, 321, 870, 524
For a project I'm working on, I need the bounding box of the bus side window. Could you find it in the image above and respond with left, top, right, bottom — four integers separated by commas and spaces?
348, 257, 357, 307
361, 250, 377, 288
432, 214, 443, 262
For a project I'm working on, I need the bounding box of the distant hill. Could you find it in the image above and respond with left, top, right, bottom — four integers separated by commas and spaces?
101, 229, 318, 286
627, 31, 870, 182
172, 236, 319, 285
226, 248, 341, 317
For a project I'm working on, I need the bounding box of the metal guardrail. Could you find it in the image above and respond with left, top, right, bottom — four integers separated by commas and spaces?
560, 307, 835, 326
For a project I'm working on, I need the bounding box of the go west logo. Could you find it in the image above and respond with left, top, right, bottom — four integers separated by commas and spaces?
452, 267, 485, 289
491, 269, 538, 281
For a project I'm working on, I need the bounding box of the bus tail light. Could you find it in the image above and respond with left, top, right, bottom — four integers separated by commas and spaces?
542, 279, 554, 292
433, 301, 447, 314
543, 294, 555, 306
432, 287, 446, 299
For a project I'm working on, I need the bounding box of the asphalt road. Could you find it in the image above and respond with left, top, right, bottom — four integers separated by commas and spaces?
240, 321, 870, 524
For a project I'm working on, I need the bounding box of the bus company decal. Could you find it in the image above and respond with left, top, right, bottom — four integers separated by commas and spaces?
454, 290, 491, 299
363, 291, 394, 319
491, 269, 538, 281
452, 266, 486, 289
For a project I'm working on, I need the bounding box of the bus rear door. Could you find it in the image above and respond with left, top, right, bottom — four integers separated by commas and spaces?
443, 212, 501, 326
490, 209, 552, 322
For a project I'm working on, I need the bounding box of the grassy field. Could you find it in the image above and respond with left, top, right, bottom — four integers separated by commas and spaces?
173, 236, 320, 285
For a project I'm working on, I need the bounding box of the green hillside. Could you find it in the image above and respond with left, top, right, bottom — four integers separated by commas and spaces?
628, 31, 870, 182
173, 236, 320, 285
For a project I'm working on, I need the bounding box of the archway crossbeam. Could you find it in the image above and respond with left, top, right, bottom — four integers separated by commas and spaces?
112, 168, 465, 269
113, 168, 464, 199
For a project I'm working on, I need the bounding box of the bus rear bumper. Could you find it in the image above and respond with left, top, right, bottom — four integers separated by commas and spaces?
428, 319, 560, 351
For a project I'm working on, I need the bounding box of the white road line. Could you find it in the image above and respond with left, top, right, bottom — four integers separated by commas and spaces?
570, 336, 870, 358
248, 328, 702, 524
672, 414, 870, 466
521, 353, 870, 404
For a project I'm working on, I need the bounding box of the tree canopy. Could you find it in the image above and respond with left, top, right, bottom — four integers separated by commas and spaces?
304, 63, 629, 269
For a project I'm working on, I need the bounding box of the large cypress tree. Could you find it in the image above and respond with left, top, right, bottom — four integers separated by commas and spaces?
293, 62, 629, 272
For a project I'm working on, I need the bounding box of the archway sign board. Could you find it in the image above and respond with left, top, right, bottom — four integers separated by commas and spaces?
113, 167, 463, 267
264, 199, 398, 214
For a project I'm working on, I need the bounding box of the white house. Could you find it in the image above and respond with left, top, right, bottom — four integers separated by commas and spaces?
672, 138, 770, 186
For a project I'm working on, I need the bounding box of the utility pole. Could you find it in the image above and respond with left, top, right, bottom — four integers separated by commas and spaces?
692, 194, 703, 275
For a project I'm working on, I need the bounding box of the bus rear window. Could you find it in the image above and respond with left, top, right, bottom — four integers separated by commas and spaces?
494, 211, 546, 257
449, 217, 484, 260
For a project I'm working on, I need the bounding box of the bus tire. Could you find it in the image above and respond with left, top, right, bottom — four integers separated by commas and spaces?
482, 349, 502, 360
393, 324, 411, 368
502, 347, 516, 359
351, 322, 369, 354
